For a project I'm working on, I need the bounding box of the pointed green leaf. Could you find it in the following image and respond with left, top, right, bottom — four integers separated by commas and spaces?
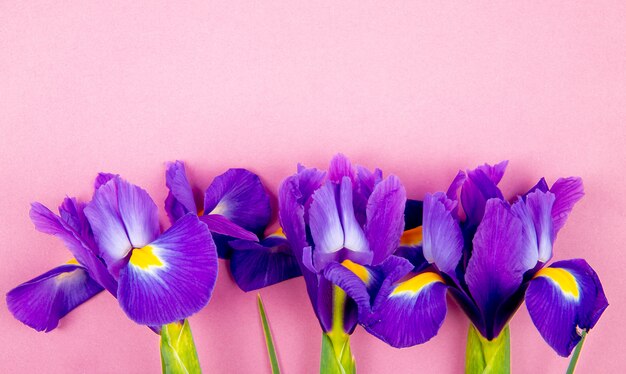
465, 324, 510, 374
257, 294, 281, 374
160, 319, 202, 374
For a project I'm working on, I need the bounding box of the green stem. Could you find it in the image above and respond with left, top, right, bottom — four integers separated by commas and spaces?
566, 330, 588, 374
465, 324, 510, 374
160, 319, 202, 374
257, 294, 281, 374
320, 286, 355, 374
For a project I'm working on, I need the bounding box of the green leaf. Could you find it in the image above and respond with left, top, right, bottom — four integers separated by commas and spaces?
320, 332, 355, 374
566, 329, 588, 374
257, 294, 281, 374
160, 319, 202, 374
465, 324, 510, 374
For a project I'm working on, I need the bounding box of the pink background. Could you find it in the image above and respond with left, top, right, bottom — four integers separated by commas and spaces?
1, 2, 625, 373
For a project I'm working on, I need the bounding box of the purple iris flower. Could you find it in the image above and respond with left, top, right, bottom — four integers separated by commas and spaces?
7, 173, 218, 330
368, 161, 608, 356
164, 161, 301, 291
278, 154, 409, 336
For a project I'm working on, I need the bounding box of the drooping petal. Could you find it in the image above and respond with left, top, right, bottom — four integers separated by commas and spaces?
461, 162, 507, 228
364, 256, 448, 347
550, 177, 584, 234
164, 161, 198, 223
203, 168, 271, 235
525, 259, 608, 357
229, 236, 302, 292
30, 202, 117, 294
199, 214, 259, 242
365, 175, 407, 265
6, 264, 104, 332
465, 199, 529, 339
117, 214, 217, 325
422, 192, 463, 278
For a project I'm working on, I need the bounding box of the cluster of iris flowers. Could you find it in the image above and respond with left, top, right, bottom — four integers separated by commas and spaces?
7, 155, 608, 374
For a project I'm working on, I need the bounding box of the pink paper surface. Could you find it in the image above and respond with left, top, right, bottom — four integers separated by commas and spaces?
1, 2, 625, 373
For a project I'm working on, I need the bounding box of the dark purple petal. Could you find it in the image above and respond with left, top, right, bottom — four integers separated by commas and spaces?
550, 177, 584, 234
524, 177, 549, 197
526, 259, 608, 357
403, 199, 423, 231
199, 214, 259, 242
229, 236, 302, 292
295, 165, 327, 210
203, 168, 271, 235
364, 256, 447, 347
327, 153, 355, 184
461, 162, 507, 228
6, 264, 103, 332
164, 161, 197, 223
465, 199, 528, 339
422, 192, 463, 278
30, 202, 117, 294
117, 214, 217, 325
365, 175, 406, 265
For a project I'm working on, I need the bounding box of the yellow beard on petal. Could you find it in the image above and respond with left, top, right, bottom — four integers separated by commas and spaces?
129, 245, 164, 270
400, 226, 423, 247
341, 259, 370, 283
534, 267, 580, 300
391, 272, 443, 296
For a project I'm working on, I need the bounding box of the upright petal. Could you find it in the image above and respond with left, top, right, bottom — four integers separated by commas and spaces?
117, 214, 217, 325
309, 181, 344, 257
525, 259, 608, 357
461, 162, 507, 228
94, 172, 118, 190
203, 168, 271, 235
550, 177, 584, 234
512, 190, 556, 263
328, 153, 355, 184
85, 177, 159, 267
6, 264, 103, 332
422, 192, 463, 277
164, 161, 197, 223
229, 236, 302, 292
365, 175, 407, 265
465, 199, 529, 339
30, 203, 117, 294
338, 177, 369, 254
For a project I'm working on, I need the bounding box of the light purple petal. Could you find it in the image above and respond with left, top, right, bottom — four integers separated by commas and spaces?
525, 190, 556, 263
116, 178, 160, 248
117, 214, 217, 325
164, 161, 197, 223
199, 214, 259, 242
203, 168, 271, 235
526, 259, 608, 357
6, 264, 103, 332
365, 175, 406, 265
94, 172, 118, 191
30, 202, 117, 295
422, 192, 463, 278
309, 181, 344, 255
338, 177, 369, 254
465, 199, 528, 339
550, 177, 584, 234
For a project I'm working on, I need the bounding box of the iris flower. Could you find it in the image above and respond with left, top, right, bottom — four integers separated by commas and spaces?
164, 161, 301, 291
7, 173, 218, 328
278, 154, 411, 372
368, 161, 608, 371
